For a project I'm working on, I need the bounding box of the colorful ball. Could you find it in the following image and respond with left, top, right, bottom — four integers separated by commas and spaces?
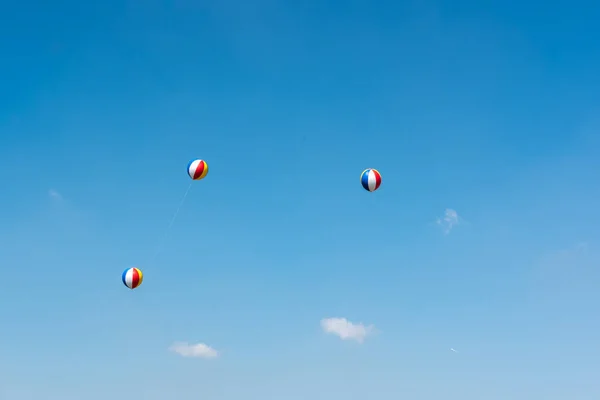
187, 159, 209, 180
360, 168, 381, 192
122, 267, 143, 289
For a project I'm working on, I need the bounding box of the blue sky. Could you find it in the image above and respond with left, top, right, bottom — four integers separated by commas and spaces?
1, 0, 600, 398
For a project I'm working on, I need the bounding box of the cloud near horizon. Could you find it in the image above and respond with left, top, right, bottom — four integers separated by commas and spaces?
169, 342, 219, 358
321, 317, 375, 343
436, 208, 460, 234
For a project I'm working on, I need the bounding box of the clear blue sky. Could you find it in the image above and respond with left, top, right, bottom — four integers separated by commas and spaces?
1, 0, 600, 398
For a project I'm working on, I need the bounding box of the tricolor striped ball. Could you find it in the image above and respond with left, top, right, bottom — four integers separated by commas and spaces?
122, 267, 143, 289
187, 159, 209, 180
360, 168, 382, 192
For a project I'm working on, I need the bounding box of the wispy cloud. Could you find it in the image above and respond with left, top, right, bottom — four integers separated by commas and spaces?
321, 317, 375, 343
48, 189, 62, 201
169, 342, 219, 358
450, 347, 458, 353
436, 208, 460, 234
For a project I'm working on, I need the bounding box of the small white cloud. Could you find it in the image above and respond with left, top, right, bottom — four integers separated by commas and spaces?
450, 347, 458, 353
436, 208, 459, 234
48, 189, 62, 200
321, 317, 374, 343
169, 342, 218, 358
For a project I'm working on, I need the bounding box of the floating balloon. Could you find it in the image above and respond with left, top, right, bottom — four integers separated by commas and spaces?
360, 168, 381, 192
122, 267, 143, 289
187, 159, 209, 180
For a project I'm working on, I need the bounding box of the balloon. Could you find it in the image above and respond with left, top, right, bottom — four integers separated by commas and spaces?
360, 168, 381, 192
122, 267, 143, 289
187, 159, 209, 180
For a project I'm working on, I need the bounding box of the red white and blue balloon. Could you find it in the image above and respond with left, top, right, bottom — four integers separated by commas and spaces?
187, 159, 209, 180
122, 267, 143, 289
360, 168, 381, 192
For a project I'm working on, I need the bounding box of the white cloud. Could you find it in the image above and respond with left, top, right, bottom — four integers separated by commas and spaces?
436, 208, 459, 234
321, 317, 374, 343
48, 189, 62, 200
169, 342, 219, 358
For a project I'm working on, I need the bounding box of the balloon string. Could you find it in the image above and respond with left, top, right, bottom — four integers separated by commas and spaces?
149, 182, 193, 264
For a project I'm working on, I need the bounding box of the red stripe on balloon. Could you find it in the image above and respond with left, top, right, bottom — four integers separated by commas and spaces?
374, 170, 381, 189
131, 268, 140, 288
193, 161, 205, 179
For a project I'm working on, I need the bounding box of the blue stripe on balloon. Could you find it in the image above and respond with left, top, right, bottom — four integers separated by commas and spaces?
122, 268, 128, 286
186, 160, 194, 177
361, 170, 371, 191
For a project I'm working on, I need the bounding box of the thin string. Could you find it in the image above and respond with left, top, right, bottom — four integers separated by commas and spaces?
147, 182, 193, 265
